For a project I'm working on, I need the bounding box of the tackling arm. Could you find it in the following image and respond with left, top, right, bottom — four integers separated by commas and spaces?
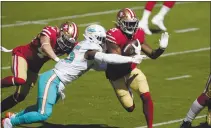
84, 49, 144, 64
40, 35, 60, 62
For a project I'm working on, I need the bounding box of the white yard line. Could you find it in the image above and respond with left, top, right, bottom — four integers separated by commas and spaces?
166, 75, 192, 80
175, 28, 200, 33
1, 47, 210, 70
135, 115, 206, 128
1, 2, 194, 28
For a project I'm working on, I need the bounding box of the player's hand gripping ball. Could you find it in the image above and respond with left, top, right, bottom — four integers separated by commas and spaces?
122, 39, 141, 56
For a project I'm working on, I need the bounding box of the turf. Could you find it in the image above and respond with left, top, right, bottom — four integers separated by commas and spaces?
1, 1, 210, 128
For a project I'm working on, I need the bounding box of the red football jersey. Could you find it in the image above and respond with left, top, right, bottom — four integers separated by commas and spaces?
105, 27, 145, 80
12, 26, 66, 73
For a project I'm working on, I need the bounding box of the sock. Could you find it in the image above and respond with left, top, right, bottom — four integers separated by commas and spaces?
1, 95, 18, 112
156, 6, 170, 18
141, 92, 154, 128
163, 1, 175, 8
140, 2, 156, 22
184, 99, 204, 122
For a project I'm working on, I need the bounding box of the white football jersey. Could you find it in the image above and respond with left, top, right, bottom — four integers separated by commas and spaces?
53, 40, 103, 85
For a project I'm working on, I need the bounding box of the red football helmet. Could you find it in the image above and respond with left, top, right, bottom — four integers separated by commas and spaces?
116, 8, 139, 35
57, 21, 79, 52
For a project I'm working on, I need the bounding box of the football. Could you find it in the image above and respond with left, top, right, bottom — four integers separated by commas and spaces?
122, 39, 139, 56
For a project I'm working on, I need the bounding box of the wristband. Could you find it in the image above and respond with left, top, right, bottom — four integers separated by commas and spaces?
54, 57, 60, 62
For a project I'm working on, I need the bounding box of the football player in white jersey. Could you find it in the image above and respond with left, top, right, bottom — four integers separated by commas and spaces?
2, 24, 146, 128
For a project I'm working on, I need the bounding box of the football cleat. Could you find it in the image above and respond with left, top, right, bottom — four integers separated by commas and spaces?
138, 20, 152, 35
180, 120, 192, 128
5, 112, 15, 119
151, 15, 167, 31
2, 118, 13, 128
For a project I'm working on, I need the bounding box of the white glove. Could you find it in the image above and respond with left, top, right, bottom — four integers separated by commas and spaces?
159, 32, 169, 49
53, 57, 60, 62
0, 46, 13, 52
131, 39, 141, 55
131, 54, 146, 64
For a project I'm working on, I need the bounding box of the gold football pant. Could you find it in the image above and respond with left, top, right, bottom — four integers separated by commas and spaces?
109, 68, 150, 109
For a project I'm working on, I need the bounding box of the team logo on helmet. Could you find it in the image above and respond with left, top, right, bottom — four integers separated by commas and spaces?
57, 21, 79, 52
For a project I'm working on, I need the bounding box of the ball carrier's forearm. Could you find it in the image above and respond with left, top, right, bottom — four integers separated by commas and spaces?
141, 32, 169, 59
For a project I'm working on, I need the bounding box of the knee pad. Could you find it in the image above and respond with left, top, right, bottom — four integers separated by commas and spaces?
13, 77, 26, 85
13, 93, 26, 103
125, 104, 135, 112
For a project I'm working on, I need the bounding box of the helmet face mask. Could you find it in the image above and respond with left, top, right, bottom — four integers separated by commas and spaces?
57, 21, 78, 52
117, 8, 139, 35
57, 34, 75, 52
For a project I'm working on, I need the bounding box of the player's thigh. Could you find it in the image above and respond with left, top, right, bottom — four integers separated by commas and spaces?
12, 55, 28, 80
38, 70, 60, 109
15, 70, 38, 96
110, 78, 134, 108
128, 68, 149, 95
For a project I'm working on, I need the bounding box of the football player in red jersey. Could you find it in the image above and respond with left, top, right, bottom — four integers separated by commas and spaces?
180, 73, 211, 128
1, 21, 79, 112
105, 8, 169, 128
139, 1, 175, 35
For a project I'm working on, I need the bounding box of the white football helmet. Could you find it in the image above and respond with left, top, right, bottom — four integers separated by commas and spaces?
83, 24, 106, 45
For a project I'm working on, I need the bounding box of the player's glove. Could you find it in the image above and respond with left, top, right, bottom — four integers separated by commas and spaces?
54, 57, 60, 62
131, 54, 146, 64
159, 32, 169, 49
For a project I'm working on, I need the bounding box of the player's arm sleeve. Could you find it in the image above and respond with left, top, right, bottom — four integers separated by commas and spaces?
94, 52, 133, 64
141, 42, 165, 59
85, 50, 133, 64
40, 28, 60, 62
105, 30, 122, 54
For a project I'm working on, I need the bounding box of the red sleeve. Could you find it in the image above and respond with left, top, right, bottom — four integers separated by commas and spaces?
40, 26, 57, 40
133, 28, 145, 44
106, 28, 121, 45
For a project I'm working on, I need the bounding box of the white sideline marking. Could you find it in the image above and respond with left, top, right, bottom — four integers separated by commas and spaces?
1, 47, 210, 70
175, 28, 200, 33
135, 115, 206, 128
1, 2, 194, 28
166, 75, 191, 80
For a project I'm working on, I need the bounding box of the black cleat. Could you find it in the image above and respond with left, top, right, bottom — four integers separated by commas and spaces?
180, 120, 192, 128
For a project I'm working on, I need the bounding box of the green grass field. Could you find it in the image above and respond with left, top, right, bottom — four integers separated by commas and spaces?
1, 2, 210, 128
